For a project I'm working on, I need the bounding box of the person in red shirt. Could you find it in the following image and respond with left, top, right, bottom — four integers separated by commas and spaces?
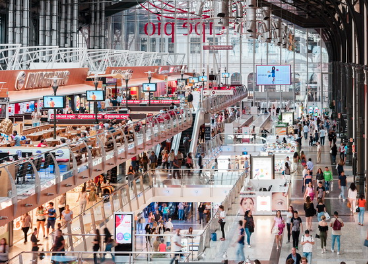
37, 139, 48, 148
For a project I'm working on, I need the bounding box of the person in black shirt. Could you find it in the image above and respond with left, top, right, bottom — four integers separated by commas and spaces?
52, 230, 65, 256
92, 229, 101, 264
154, 209, 162, 222
31, 228, 40, 263
79, 104, 86, 114
338, 171, 347, 201
198, 203, 206, 224
291, 211, 303, 249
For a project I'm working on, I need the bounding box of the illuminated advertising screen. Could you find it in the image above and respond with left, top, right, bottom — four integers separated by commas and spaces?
43, 96, 65, 109
142, 83, 157, 92
250, 156, 274, 180
86, 90, 105, 101
222, 72, 230, 78
198, 76, 207, 82
115, 213, 133, 244
189, 77, 199, 83
281, 112, 294, 124
256, 65, 291, 85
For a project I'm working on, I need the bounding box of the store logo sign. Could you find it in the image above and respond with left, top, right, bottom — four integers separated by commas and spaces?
111, 69, 134, 75
15, 71, 70, 90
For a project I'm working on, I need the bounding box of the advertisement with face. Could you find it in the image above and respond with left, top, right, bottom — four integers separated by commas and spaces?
239, 195, 256, 214
272, 192, 288, 211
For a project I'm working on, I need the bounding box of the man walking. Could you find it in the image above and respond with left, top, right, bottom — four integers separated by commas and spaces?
330, 211, 344, 255
303, 124, 309, 139
149, 151, 157, 175
301, 230, 314, 264
307, 158, 314, 175
46, 202, 56, 239
286, 247, 302, 264
338, 171, 347, 201
233, 220, 245, 264
170, 229, 184, 264
291, 211, 303, 249
183, 134, 191, 156
31, 228, 40, 263
187, 91, 194, 110
323, 167, 333, 194
319, 126, 326, 145
198, 153, 204, 176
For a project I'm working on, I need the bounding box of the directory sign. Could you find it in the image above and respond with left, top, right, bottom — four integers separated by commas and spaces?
142, 83, 157, 92
115, 213, 133, 245
198, 76, 207, 82
222, 72, 230, 78
43, 96, 65, 109
256, 65, 291, 85
86, 90, 105, 101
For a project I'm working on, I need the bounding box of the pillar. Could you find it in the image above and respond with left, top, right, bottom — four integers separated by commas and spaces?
354, 65, 365, 195
345, 64, 353, 165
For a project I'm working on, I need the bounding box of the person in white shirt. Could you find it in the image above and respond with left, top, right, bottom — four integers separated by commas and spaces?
319, 127, 326, 145
170, 229, 183, 264
104, 97, 111, 108
31, 110, 42, 127
347, 183, 358, 215
219, 205, 226, 241
303, 125, 309, 139
301, 230, 314, 264
316, 142, 322, 163
164, 218, 174, 231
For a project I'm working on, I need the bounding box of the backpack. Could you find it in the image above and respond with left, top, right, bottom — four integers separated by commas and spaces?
332, 218, 342, 230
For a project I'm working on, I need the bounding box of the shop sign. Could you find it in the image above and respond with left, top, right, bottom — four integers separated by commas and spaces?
111, 69, 134, 75
104, 114, 129, 120
144, 21, 226, 43
51, 114, 104, 119
203, 90, 234, 96
203, 45, 233, 50
127, 100, 180, 104
16, 70, 70, 90
51, 114, 76, 119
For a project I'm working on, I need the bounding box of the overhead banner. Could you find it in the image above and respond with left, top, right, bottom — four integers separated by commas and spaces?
50, 114, 127, 119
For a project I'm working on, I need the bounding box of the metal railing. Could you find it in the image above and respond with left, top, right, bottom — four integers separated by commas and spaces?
0, 107, 193, 222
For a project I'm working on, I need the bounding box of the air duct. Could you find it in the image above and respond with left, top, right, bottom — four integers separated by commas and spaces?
247, 0, 256, 8
245, 8, 256, 33
235, 2, 243, 18
195, 1, 204, 17
262, 6, 270, 20
217, 0, 229, 27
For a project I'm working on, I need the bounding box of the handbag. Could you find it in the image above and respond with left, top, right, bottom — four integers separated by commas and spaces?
315, 234, 320, 239
365, 239, 368, 247
356, 206, 360, 213
218, 218, 223, 224
324, 212, 331, 220
347, 201, 351, 208
272, 226, 279, 235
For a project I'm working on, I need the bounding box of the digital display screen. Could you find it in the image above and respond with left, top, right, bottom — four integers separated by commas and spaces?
256, 65, 291, 85
115, 214, 133, 244
222, 73, 230, 78
142, 83, 157, 92
198, 76, 207, 82
86, 90, 105, 101
177, 79, 187, 85
43, 96, 65, 109
189, 77, 199, 83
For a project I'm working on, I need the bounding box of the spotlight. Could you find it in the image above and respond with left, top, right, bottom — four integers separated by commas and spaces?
247, 0, 256, 7
262, 6, 270, 20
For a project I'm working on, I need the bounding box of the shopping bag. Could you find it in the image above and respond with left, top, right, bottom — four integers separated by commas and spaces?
324, 212, 331, 220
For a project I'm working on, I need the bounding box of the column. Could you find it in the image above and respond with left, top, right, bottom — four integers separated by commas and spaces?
354, 65, 365, 195
345, 64, 353, 165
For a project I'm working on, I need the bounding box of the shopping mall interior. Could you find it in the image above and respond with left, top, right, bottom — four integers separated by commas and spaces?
0, 0, 367, 263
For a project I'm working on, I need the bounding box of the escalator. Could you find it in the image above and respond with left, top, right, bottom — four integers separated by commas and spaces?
171, 113, 196, 157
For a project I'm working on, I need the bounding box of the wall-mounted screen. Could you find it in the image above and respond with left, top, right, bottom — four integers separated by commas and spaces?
198, 76, 207, 82
222, 72, 230, 78
142, 83, 157, 92
86, 90, 105, 101
43, 96, 65, 109
256, 65, 291, 85
189, 77, 199, 83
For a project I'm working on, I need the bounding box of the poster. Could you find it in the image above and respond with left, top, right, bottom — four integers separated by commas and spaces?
251, 156, 274, 180
256, 65, 291, 85
281, 112, 294, 124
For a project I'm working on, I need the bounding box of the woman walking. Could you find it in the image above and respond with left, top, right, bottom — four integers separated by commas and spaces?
286, 205, 294, 243
92, 229, 101, 264
331, 143, 338, 165
127, 165, 135, 188
318, 215, 328, 253
315, 168, 324, 187
358, 194, 366, 226
243, 210, 255, 247
36, 205, 46, 238
76, 186, 88, 214
337, 160, 344, 176
218, 205, 226, 241
303, 196, 315, 231
316, 198, 326, 221
271, 210, 285, 250
304, 182, 315, 201
284, 162, 291, 183
21, 213, 31, 243
348, 183, 358, 215
61, 205, 73, 225
102, 228, 115, 262
162, 150, 169, 171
